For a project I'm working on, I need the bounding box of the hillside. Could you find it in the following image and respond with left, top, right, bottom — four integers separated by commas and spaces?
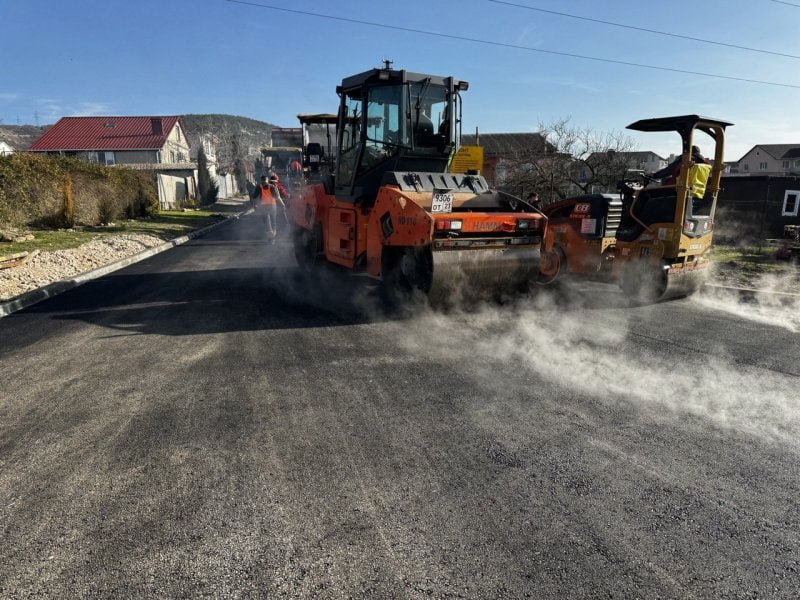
0, 124, 51, 151
181, 113, 277, 157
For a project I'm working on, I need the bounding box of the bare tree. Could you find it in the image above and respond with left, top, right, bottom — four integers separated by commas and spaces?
498, 117, 637, 204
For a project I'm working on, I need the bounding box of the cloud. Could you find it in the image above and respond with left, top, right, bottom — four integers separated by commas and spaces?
70, 102, 115, 116
513, 25, 542, 47
32, 99, 115, 122
0, 93, 20, 102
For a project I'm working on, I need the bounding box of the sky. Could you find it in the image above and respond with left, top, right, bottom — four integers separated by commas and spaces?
1, 0, 799, 160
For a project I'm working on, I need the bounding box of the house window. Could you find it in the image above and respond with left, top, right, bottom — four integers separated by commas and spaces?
170, 150, 176, 162
783, 161, 790, 169
782, 191, 800, 216
759, 162, 768, 170
796, 160, 800, 168
743, 164, 749, 171
103, 151, 115, 165
176, 128, 181, 142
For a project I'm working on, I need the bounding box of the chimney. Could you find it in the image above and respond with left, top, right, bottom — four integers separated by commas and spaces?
150, 117, 163, 136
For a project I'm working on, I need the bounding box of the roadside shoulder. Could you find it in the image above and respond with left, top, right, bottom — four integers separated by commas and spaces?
0, 206, 252, 318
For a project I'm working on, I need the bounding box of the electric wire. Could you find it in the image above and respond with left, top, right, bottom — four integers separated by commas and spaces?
489, 0, 800, 61
770, 0, 800, 7
224, 0, 800, 90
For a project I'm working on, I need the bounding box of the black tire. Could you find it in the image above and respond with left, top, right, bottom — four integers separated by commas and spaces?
379, 246, 432, 306
538, 246, 566, 285
293, 225, 322, 270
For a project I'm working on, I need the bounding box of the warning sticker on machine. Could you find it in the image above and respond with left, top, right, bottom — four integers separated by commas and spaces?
431, 192, 454, 213
580, 218, 597, 234
449, 146, 484, 173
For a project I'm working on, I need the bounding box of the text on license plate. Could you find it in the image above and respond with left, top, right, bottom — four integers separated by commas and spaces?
431, 192, 454, 213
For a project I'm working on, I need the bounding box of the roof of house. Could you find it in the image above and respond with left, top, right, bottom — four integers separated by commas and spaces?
739, 144, 800, 162
587, 150, 666, 163
461, 132, 551, 156
621, 150, 666, 161
781, 147, 800, 160
29, 116, 183, 151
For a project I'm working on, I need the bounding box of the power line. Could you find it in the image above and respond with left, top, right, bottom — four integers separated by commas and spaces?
224, 0, 800, 90
489, 0, 800, 61
771, 0, 800, 7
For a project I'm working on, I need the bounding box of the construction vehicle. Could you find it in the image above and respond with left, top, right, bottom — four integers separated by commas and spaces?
296, 113, 338, 181
614, 115, 732, 301
538, 193, 623, 283
260, 127, 303, 178
290, 64, 546, 302
539, 114, 732, 302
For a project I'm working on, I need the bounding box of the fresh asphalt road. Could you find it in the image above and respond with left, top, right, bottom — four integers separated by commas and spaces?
1, 213, 799, 599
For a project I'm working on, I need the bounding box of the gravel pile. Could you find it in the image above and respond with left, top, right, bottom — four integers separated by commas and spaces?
0, 234, 164, 300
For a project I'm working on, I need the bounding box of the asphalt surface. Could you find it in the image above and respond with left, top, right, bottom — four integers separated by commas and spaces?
1, 213, 799, 598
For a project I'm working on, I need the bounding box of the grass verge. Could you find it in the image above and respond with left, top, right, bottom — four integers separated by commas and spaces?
710, 243, 798, 289
0, 210, 225, 256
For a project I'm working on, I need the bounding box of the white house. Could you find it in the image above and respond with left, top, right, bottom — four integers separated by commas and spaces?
735, 144, 800, 176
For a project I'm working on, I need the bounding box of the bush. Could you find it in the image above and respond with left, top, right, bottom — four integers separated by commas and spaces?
125, 183, 158, 218
62, 174, 74, 228
204, 180, 219, 206
98, 196, 117, 225
0, 154, 158, 227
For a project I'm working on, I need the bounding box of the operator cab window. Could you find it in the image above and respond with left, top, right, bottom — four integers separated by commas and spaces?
409, 80, 448, 153
337, 94, 363, 187
361, 84, 402, 175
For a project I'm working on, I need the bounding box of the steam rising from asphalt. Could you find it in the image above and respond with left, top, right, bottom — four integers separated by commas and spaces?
253, 208, 798, 443
389, 287, 800, 444
694, 270, 800, 333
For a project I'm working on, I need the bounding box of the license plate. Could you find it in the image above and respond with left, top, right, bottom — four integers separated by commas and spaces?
431, 192, 453, 213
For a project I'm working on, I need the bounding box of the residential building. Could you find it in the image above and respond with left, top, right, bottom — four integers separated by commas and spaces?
581, 150, 667, 189
603, 151, 667, 174
0, 141, 14, 156
735, 144, 800, 176
29, 116, 195, 208
461, 132, 551, 187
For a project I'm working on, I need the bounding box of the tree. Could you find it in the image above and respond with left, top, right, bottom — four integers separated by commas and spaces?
230, 135, 249, 194
197, 145, 217, 206
497, 117, 637, 204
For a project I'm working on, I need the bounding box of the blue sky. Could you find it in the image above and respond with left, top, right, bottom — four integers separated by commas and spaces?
1, 0, 799, 160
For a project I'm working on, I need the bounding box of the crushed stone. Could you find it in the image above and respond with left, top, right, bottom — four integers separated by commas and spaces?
0, 234, 164, 300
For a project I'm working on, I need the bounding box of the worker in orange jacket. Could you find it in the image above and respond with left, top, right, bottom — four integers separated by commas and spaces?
254, 175, 286, 244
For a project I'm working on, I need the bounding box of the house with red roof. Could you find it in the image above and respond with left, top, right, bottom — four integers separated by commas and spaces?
29, 116, 197, 208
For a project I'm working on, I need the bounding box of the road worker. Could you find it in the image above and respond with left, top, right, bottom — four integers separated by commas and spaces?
256, 175, 286, 244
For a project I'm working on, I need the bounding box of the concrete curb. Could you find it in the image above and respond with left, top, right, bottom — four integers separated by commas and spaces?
0, 208, 254, 318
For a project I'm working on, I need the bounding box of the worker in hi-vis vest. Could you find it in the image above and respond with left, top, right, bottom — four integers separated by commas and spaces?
254, 174, 286, 244
653, 145, 710, 191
